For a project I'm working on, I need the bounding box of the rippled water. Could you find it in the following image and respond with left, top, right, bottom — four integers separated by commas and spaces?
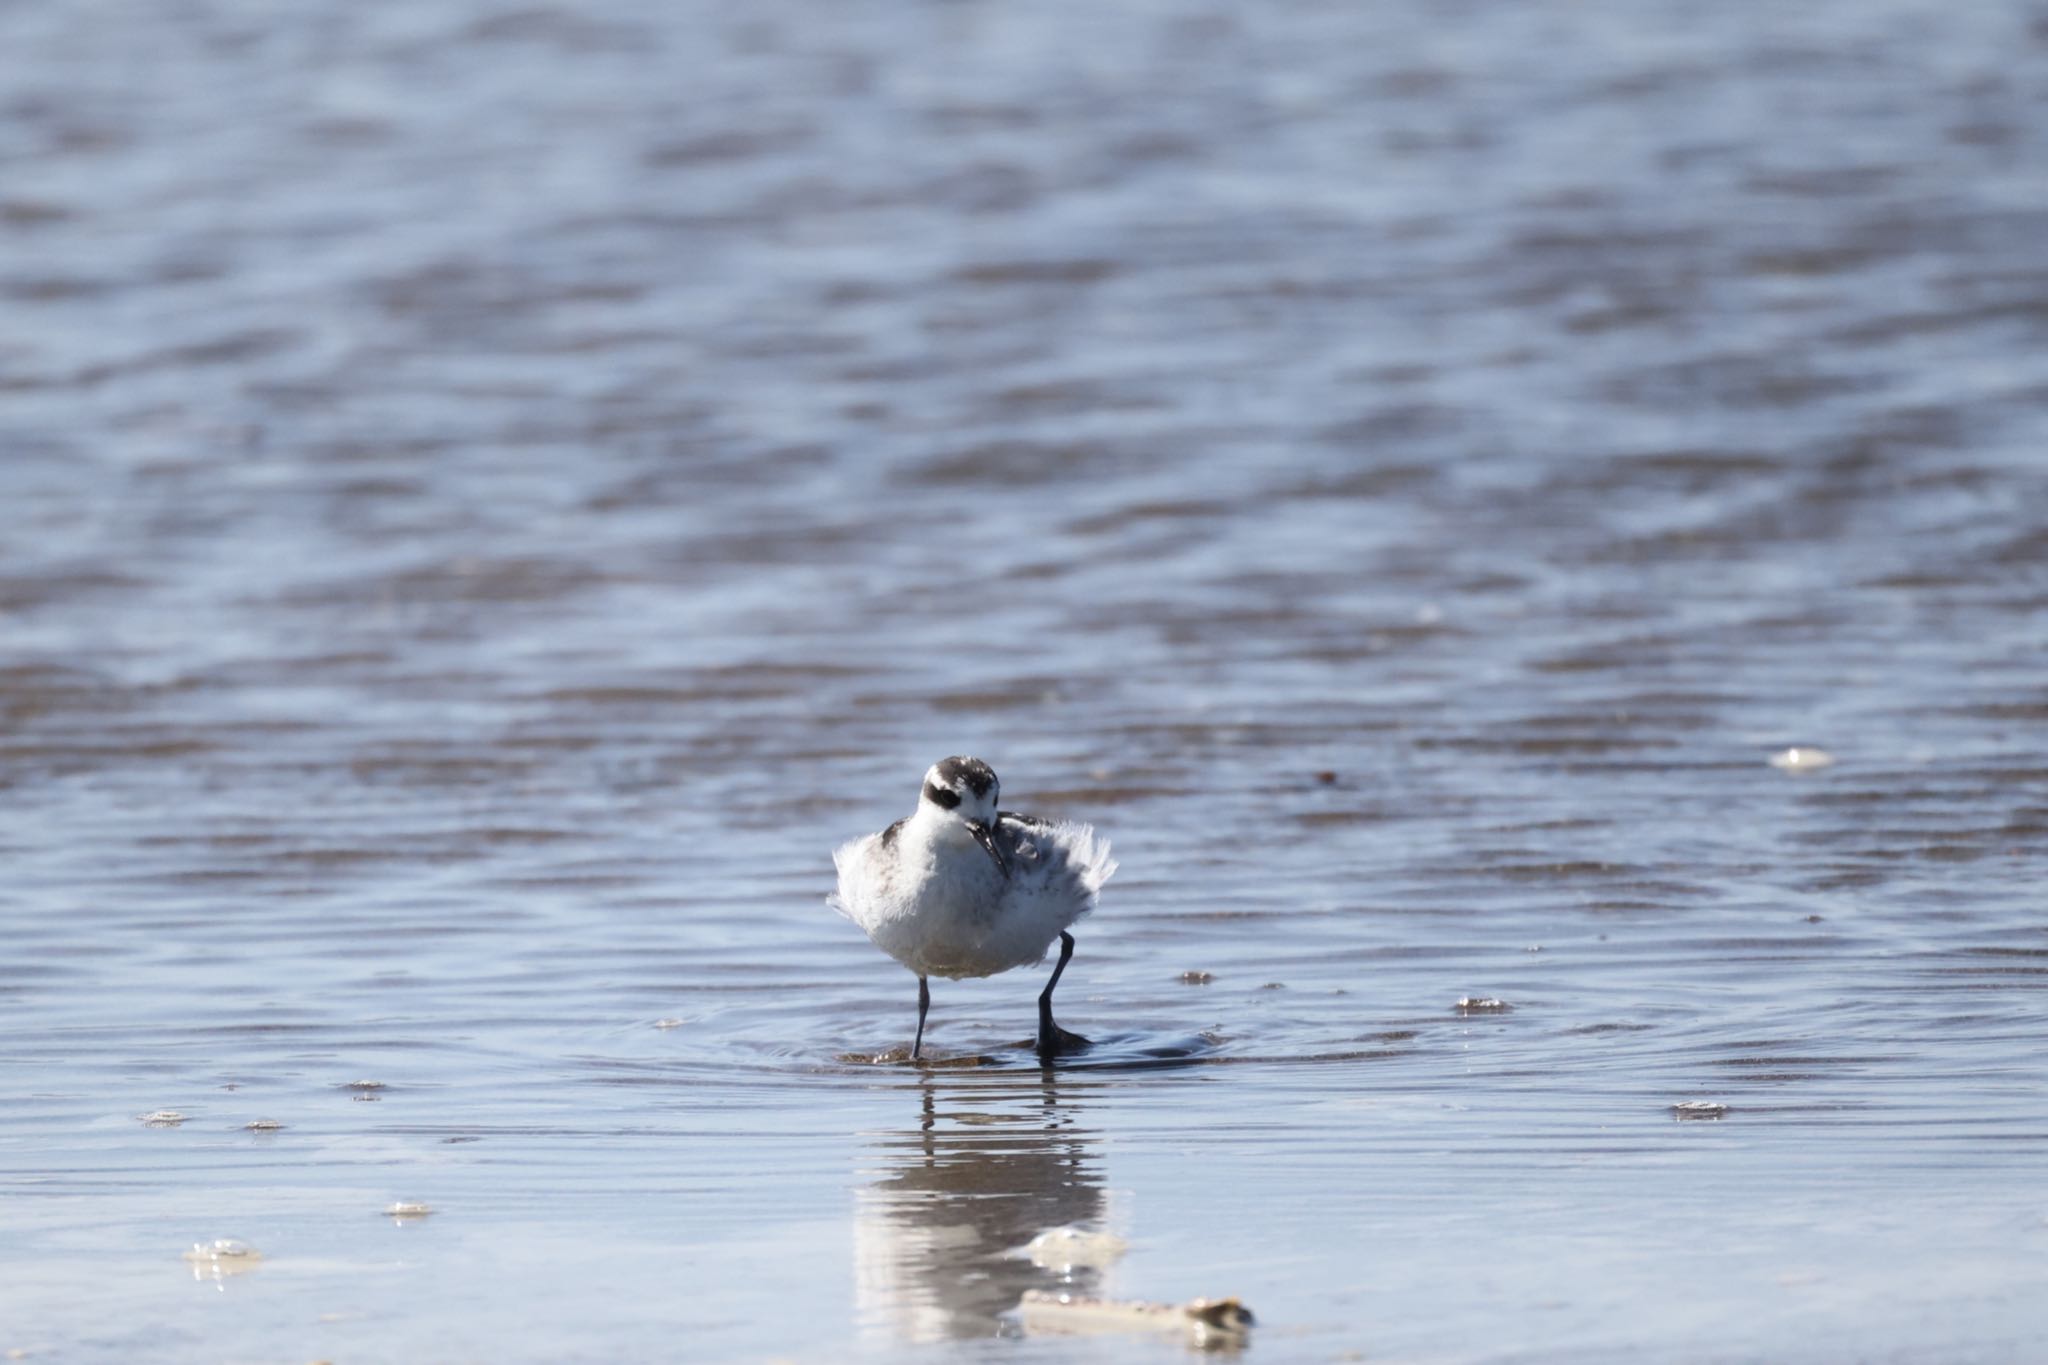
5, 0, 2047, 1360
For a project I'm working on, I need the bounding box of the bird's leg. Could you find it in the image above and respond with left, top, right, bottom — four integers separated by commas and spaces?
911, 975, 930, 1062
1036, 931, 1091, 1060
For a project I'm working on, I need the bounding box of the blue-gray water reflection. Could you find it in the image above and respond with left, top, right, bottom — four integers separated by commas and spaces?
3, 0, 2047, 1359
856, 1073, 1108, 1344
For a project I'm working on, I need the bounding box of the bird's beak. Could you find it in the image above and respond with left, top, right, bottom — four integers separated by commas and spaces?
966, 819, 1009, 876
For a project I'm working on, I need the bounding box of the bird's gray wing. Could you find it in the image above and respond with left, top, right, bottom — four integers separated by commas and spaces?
993, 811, 1052, 866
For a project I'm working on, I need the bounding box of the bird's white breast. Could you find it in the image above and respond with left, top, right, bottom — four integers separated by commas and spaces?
831, 813, 1110, 980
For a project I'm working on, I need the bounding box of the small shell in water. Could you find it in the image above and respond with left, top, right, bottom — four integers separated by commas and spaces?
139, 1110, 187, 1126
1456, 997, 1511, 1014
242, 1119, 285, 1132
183, 1239, 262, 1264
1025, 1226, 1128, 1272
1673, 1100, 1730, 1120
1768, 747, 1834, 772
384, 1201, 434, 1219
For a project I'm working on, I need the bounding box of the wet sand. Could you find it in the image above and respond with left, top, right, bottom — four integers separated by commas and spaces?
4, 0, 2048, 1359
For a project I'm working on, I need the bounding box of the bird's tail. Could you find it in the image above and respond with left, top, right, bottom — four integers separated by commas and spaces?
825, 839, 860, 920
1053, 821, 1118, 896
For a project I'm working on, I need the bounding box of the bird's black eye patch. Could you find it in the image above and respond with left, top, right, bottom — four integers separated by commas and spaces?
923, 782, 961, 810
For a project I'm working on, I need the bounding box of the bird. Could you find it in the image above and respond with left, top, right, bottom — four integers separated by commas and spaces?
830, 757, 1116, 1062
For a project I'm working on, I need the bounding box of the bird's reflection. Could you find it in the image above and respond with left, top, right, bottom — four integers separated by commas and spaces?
854, 1068, 1115, 1344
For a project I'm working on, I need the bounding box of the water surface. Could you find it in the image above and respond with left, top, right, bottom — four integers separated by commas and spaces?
3, 0, 2047, 1360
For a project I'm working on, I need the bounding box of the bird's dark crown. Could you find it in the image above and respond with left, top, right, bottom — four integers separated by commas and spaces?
929, 755, 998, 801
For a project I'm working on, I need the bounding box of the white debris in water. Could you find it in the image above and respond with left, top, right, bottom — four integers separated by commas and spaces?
139, 1110, 187, 1126
1768, 747, 1834, 772
243, 1119, 285, 1131
653, 1018, 684, 1030
1456, 997, 1511, 1014
1025, 1226, 1128, 1273
343, 1079, 386, 1091
384, 1201, 434, 1219
1673, 1100, 1730, 1120
183, 1239, 261, 1263
1018, 1290, 1253, 1345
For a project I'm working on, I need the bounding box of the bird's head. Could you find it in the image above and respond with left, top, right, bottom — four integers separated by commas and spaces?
921, 755, 1000, 824
920, 756, 1006, 871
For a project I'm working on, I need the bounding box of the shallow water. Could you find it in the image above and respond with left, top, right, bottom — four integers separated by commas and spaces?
4, 0, 2048, 1360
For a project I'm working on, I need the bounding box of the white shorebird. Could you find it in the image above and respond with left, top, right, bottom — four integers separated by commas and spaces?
830, 757, 1116, 1061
